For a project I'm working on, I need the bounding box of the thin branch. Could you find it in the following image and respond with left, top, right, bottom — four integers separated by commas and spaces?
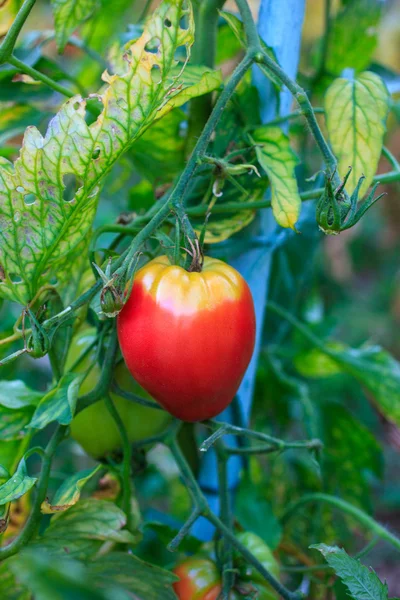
0, 0, 36, 63
104, 392, 135, 531
8, 55, 74, 98
0, 425, 67, 560
382, 146, 400, 172
281, 493, 400, 553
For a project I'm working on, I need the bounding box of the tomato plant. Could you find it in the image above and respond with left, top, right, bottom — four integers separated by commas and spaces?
117, 256, 256, 421
66, 329, 171, 458
173, 533, 279, 599
0, 0, 400, 598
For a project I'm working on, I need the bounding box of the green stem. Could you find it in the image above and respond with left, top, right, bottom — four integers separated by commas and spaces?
281, 493, 400, 553
8, 55, 74, 97
0, 425, 67, 559
249, 107, 325, 128
206, 512, 303, 600
104, 393, 134, 532
256, 51, 340, 187
111, 380, 163, 410
171, 52, 254, 212
201, 421, 322, 453
235, 0, 262, 50
165, 428, 303, 600
186, 0, 226, 153
382, 146, 400, 173
77, 327, 118, 412
267, 301, 338, 357
216, 443, 234, 598
0, 0, 36, 63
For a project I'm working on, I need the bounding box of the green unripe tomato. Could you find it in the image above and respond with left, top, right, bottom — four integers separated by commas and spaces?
67, 329, 171, 458
236, 532, 280, 600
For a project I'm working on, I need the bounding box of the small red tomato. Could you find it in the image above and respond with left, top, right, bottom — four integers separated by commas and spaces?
117, 256, 255, 422
173, 558, 222, 600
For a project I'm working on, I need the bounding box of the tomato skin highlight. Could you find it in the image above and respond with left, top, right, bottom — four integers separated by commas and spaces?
173, 558, 222, 600
117, 256, 256, 422
66, 329, 171, 458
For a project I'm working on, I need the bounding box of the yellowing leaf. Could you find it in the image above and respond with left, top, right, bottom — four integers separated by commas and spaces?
325, 71, 389, 198
0, 0, 20, 36
0, 1, 217, 305
41, 465, 101, 514
199, 210, 255, 244
252, 126, 301, 229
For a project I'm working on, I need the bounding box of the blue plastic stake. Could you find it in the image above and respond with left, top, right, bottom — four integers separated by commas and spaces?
194, 0, 306, 540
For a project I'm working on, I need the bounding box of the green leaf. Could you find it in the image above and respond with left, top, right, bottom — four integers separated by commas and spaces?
88, 552, 179, 600
41, 465, 102, 514
131, 108, 186, 185
333, 345, 400, 428
0, 457, 37, 506
51, 0, 99, 53
29, 373, 84, 430
0, 559, 30, 600
294, 342, 347, 378
0, 406, 33, 441
311, 544, 389, 600
158, 64, 222, 119
0, 439, 25, 473
34, 498, 136, 557
219, 10, 282, 92
9, 550, 123, 600
321, 404, 382, 511
0, 380, 42, 409
324, 71, 389, 198
216, 22, 242, 65
0, 0, 208, 305
325, 0, 382, 76
252, 126, 301, 229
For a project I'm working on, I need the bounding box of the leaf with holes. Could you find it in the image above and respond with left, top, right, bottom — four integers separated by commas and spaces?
51, 0, 99, 53
41, 465, 102, 514
0, 0, 217, 305
325, 71, 389, 198
252, 126, 301, 229
311, 545, 389, 600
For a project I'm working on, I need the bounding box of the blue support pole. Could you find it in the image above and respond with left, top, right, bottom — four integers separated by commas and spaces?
193, 0, 306, 541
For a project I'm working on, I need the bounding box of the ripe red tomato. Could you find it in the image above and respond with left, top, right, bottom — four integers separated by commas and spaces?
173, 558, 222, 600
117, 256, 256, 421
173, 534, 280, 600
66, 329, 171, 458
